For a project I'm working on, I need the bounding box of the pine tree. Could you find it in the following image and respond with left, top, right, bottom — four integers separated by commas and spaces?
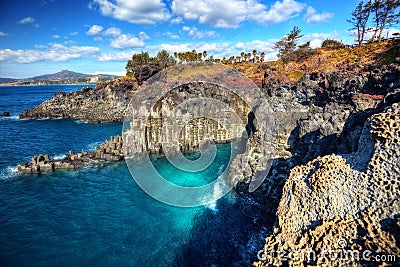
274, 26, 303, 64
348, 1, 371, 46
371, 0, 400, 42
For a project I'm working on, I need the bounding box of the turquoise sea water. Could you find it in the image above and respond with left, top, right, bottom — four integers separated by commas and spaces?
0, 85, 267, 266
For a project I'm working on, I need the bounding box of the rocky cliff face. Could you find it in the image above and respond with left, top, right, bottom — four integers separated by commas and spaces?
254, 103, 399, 266
19, 77, 138, 123
232, 63, 399, 189
241, 63, 400, 266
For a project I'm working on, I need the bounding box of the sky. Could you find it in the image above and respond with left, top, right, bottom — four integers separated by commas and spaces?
0, 0, 396, 78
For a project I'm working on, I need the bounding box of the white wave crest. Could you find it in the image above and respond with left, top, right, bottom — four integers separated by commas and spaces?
87, 141, 101, 151
53, 154, 66, 160
1, 115, 19, 121
0, 166, 18, 179
74, 120, 87, 124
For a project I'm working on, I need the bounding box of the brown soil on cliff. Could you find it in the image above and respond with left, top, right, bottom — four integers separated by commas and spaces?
231, 39, 400, 86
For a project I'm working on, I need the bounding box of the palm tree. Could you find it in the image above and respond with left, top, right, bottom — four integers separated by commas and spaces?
240, 51, 245, 62
203, 51, 207, 61
260, 52, 265, 62
252, 49, 257, 63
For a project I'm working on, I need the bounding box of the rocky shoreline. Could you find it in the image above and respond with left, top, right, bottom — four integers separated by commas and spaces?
16, 61, 400, 265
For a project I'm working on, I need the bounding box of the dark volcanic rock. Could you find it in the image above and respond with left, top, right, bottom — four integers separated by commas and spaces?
229, 63, 400, 258
133, 63, 162, 85
19, 77, 138, 123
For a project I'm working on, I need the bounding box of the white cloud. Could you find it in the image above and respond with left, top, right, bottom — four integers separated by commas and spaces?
139, 31, 150, 40
235, 39, 277, 52
233, 39, 278, 61
171, 17, 183, 24
110, 34, 145, 49
251, 0, 305, 25
87, 25, 104, 36
70, 32, 78, 36
163, 31, 180, 39
304, 7, 333, 24
17, 17, 40, 27
159, 42, 230, 54
104, 27, 121, 37
159, 43, 192, 53
181, 26, 218, 39
171, 0, 247, 28
0, 31, 7, 36
196, 42, 230, 53
86, 25, 147, 49
301, 31, 341, 48
52, 35, 60, 39
96, 52, 133, 62
0, 43, 99, 64
17, 17, 36, 24
89, 0, 170, 24
171, 0, 305, 28
88, 70, 126, 76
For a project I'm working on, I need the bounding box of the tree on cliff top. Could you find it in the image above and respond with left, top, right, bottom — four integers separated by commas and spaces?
348, 1, 371, 46
370, 0, 400, 42
155, 50, 176, 69
321, 39, 344, 48
274, 26, 303, 64
125, 51, 153, 78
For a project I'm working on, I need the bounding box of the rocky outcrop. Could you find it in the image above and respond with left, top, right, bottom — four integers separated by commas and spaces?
93, 135, 124, 161
17, 135, 123, 174
224, 62, 400, 251
0, 111, 10, 117
132, 63, 162, 85
19, 77, 138, 123
254, 103, 400, 266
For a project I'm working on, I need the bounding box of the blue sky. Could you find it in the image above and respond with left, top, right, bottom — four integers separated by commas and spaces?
0, 0, 394, 78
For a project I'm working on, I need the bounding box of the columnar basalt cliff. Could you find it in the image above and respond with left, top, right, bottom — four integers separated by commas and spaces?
19, 77, 138, 123
123, 81, 252, 156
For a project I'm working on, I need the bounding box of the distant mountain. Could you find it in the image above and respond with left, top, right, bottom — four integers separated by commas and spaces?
30, 70, 89, 81
25, 70, 119, 81
0, 70, 120, 85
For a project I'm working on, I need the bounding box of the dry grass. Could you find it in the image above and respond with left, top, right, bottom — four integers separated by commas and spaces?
227, 40, 399, 84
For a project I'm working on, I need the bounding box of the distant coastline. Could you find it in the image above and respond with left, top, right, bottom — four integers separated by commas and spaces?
0, 69, 119, 87
0, 83, 97, 87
